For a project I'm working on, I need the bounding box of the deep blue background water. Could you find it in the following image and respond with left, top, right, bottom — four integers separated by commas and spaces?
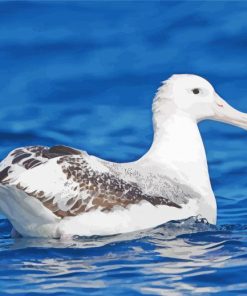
0, 1, 247, 295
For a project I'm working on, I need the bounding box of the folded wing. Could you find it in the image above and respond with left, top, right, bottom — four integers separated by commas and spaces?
0, 145, 181, 218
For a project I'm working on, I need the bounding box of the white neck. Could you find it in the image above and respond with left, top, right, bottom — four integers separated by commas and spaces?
139, 107, 213, 196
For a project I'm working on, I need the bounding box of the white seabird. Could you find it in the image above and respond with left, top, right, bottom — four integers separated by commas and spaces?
0, 74, 246, 238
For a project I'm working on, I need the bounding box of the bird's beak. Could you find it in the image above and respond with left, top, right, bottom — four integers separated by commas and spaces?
212, 94, 247, 130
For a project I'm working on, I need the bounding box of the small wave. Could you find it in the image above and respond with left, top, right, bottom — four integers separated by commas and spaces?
1, 216, 247, 251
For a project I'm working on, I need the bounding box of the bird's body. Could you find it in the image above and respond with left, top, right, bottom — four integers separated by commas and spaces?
0, 74, 246, 238
0, 143, 206, 238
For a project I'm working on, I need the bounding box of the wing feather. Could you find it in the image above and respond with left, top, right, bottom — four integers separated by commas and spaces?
0, 145, 83, 183
0, 145, 181, 219
5, 154, 180, 218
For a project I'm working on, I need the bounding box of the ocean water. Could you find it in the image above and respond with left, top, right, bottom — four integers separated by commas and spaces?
0, 1, 247, 295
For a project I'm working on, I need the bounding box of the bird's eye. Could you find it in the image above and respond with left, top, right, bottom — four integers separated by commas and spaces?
192, 88, 200, 95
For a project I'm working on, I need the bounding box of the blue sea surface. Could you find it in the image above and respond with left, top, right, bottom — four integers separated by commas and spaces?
0, 1, 247, 295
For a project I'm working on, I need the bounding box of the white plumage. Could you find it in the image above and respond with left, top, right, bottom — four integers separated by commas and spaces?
0, 74, 247, 238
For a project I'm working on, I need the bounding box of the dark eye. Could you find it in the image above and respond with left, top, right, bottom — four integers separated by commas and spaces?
192, 88, 200, 94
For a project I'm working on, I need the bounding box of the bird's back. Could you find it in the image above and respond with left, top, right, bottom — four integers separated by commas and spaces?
0, 145, 192, 237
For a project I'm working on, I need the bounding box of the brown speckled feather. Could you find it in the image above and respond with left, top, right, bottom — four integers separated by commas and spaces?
0, 146, 181, 219
0, 145, 82, 179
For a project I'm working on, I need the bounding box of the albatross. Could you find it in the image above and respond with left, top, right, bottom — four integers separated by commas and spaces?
0, 74, 246, 238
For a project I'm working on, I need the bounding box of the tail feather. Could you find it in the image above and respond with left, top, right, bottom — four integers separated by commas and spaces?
0, 184, 60, 238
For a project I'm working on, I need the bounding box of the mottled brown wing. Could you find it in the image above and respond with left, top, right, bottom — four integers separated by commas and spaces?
0, 145, 82, 183
8, 154, 181, 219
